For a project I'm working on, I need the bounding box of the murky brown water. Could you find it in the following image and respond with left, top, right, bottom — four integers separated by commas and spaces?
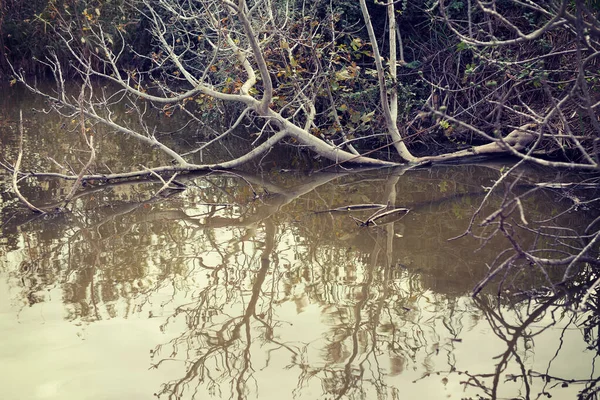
1, 83, 598, 400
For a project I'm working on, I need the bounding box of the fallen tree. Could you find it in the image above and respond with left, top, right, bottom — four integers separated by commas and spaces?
5, 0, 598, 205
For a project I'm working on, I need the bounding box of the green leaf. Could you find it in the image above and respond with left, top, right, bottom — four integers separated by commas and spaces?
439, 120, 450, 129
350, 38, 362, 51
403, 60, 422, 69
360, 111, 375, 123
335, 69, 352, 81
456, 42, 469, 52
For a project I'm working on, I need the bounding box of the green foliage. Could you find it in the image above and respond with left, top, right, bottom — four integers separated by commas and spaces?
0, 0, 141, 76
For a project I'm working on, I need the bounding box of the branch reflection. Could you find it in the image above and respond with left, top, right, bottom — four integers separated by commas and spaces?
0, 166, 597, 400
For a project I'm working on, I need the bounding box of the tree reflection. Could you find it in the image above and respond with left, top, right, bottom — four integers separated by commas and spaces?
435, 292, 600, 400
0, 166, 597, 400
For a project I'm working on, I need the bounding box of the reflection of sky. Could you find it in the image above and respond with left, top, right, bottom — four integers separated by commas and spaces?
0, 254, 594, 400
0, 284, 186, 400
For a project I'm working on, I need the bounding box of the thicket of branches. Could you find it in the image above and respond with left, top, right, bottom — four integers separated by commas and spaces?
4, 0, 600, 177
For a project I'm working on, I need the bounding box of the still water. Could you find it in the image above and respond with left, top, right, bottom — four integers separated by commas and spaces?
0, 83, 598, 400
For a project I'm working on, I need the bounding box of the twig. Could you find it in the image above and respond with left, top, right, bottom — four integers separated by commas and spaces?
563, 230, 600, 280
354, 207, 410, 226
141, 166, 182, 197
577, 275, 600, 312
12, 110, 46, 214
449, 165, 524, 241
314, 203, 387, 214
47, 156, 67, 170
63, 83, 97, 207
473, 255, 517, 297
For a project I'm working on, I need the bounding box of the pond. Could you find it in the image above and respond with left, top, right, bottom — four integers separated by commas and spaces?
0, 83, 598, 400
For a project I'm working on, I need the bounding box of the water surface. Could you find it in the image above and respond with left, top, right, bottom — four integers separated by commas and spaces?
0, 83, 598, 400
